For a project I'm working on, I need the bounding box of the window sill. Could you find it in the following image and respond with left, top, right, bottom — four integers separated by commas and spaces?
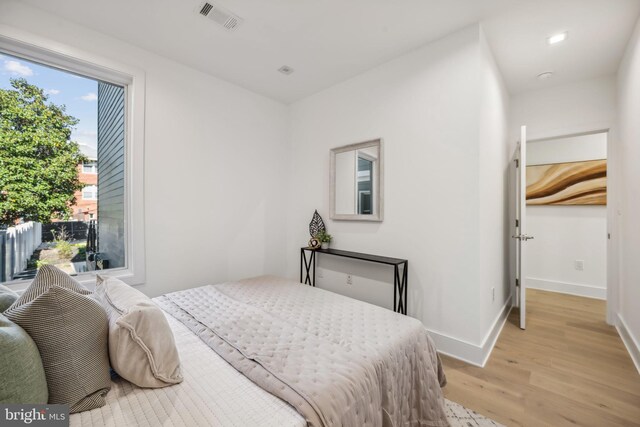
3, 268, 144, 293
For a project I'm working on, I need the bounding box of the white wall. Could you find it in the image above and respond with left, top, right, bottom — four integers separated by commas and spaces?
478, 29, 511, 352
0, 1, 291, 297
525, 133, 608, 299
527, 133, 607, 165
287, 25, 511, 365
1, 2, 512, 365
510, 75, 617, 142
616, 16, 640, 371
510, 77, 616, 301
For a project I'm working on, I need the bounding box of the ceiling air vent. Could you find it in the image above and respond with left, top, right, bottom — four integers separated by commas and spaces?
198, 2, 243, 31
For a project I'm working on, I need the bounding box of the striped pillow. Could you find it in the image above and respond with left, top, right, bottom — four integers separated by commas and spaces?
4, 265, 110, 413
10, 264, 91, 310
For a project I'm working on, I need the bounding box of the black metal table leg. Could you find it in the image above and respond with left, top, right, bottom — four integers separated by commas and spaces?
301, 248, 316, 286
393, 265, 398, 313
393, 261, 408, 314
402, 261, 408, 315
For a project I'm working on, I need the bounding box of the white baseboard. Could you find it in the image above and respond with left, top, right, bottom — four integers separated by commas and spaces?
616, 313, 640, 375
527, 277, 606, 300
429, 296, 512, 367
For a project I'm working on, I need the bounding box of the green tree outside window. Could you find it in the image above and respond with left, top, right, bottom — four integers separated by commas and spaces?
0, 78, 86, 226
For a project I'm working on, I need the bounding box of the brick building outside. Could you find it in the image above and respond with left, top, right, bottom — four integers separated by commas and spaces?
71, 159, 98, 221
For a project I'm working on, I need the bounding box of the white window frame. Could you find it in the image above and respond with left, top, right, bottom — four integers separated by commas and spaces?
82, 161, 97, 174
0, 27, 146, 290
82, 185, 98, 200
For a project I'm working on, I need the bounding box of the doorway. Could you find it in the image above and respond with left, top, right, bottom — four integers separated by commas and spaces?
513, 129, 610, 329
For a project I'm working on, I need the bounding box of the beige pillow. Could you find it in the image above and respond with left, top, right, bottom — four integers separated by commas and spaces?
0, 284, 19, 312
95, 275, 183, 388
4, 265, 110, 413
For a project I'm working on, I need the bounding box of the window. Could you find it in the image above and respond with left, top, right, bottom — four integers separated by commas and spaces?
82, 185, 98, 200
0, 31, 146, 288
82, 162, 97, 174
357, 155, 374, 215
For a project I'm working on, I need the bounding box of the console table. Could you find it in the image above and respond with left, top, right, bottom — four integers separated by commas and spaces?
300, 247, 408, 315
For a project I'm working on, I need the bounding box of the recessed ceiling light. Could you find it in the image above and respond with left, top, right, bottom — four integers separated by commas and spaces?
547, 32, 568, 45
278, 65, 294, 75
537, 71, 554, 80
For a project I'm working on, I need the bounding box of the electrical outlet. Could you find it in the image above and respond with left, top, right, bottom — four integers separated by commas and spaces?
346, 274, 353, 285
492, 287, 495, 302
317, 268, 324, 278
575, 260, 584, 271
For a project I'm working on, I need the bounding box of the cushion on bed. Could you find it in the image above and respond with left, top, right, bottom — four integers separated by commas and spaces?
95, 275, 183, 388
3, 265, 111, 413
0, 313, 48, 404
0, 284, 19, 312
9, 265, 92, 311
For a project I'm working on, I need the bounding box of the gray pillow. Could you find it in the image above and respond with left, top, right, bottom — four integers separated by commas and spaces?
0, 284, 19, 312
0, 313, 48, 404
4, 265, 111, 413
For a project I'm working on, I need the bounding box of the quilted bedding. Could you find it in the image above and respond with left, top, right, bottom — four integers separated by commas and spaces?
69, 310, 305, 427
155, 275, 448, 427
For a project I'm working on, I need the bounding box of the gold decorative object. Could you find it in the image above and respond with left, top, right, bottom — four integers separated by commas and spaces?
308, 238, 321, 249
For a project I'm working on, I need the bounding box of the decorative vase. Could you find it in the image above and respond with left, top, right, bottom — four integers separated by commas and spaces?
321, 242, 329, 250
308, 238, 321, 249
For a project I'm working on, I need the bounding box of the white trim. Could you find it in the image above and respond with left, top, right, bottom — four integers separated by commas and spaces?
615, 313, 640, 374
524, 127, 618, 325
526, 277, 606, 300
527, 128, 611, 144
82, 162, 98, 174
429, 296, 512, 367
0, 26, 133, 86
82, 184, 98, 200
606, 127, 619, 325
0, 25, 146, 287
524, 125, 612, 144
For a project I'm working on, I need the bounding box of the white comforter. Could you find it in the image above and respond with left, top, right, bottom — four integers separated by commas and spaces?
157, 276, 448, 427
69, 312, 305, 427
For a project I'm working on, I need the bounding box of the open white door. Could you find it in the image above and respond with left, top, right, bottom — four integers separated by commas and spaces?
513, 125, 533, 330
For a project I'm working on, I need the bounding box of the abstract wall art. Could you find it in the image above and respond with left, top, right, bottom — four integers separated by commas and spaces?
526, 159, 607, 205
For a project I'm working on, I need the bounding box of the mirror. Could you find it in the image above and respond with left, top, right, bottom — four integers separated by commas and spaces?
330, 139, 383, 221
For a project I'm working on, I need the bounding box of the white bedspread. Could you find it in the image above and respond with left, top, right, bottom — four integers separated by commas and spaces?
69, 312, 305, 427
157, 276, 448, 427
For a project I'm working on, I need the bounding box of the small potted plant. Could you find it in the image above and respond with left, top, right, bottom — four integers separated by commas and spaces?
315, 230, 332, 249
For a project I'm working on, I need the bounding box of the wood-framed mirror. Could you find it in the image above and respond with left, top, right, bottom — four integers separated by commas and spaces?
330, 138, 383, 221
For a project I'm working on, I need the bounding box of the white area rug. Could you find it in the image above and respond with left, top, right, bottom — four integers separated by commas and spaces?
446, 399, 505, 427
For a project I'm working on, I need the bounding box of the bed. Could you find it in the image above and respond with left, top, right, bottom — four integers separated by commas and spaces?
70, 275, 448, 427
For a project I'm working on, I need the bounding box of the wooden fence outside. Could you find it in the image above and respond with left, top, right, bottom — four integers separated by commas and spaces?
0, 222, 42, 283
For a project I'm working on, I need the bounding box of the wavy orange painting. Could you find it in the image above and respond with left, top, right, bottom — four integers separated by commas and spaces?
526, 159, 607, 205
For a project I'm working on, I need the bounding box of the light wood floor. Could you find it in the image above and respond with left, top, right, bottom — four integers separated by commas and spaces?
442, 289, 640, 427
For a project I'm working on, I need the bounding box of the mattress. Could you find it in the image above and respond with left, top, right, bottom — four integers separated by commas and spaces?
156, 276, 448, 427
69, 311, 306, 427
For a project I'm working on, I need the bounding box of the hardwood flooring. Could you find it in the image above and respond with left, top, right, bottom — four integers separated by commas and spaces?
441, 289, 640, 426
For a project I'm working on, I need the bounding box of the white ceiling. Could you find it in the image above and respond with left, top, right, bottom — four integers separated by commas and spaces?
19, 0, 640, 103
482, 0, 640, 94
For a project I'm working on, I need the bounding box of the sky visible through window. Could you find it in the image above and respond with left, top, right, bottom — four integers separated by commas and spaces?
0, 52, 98, 158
